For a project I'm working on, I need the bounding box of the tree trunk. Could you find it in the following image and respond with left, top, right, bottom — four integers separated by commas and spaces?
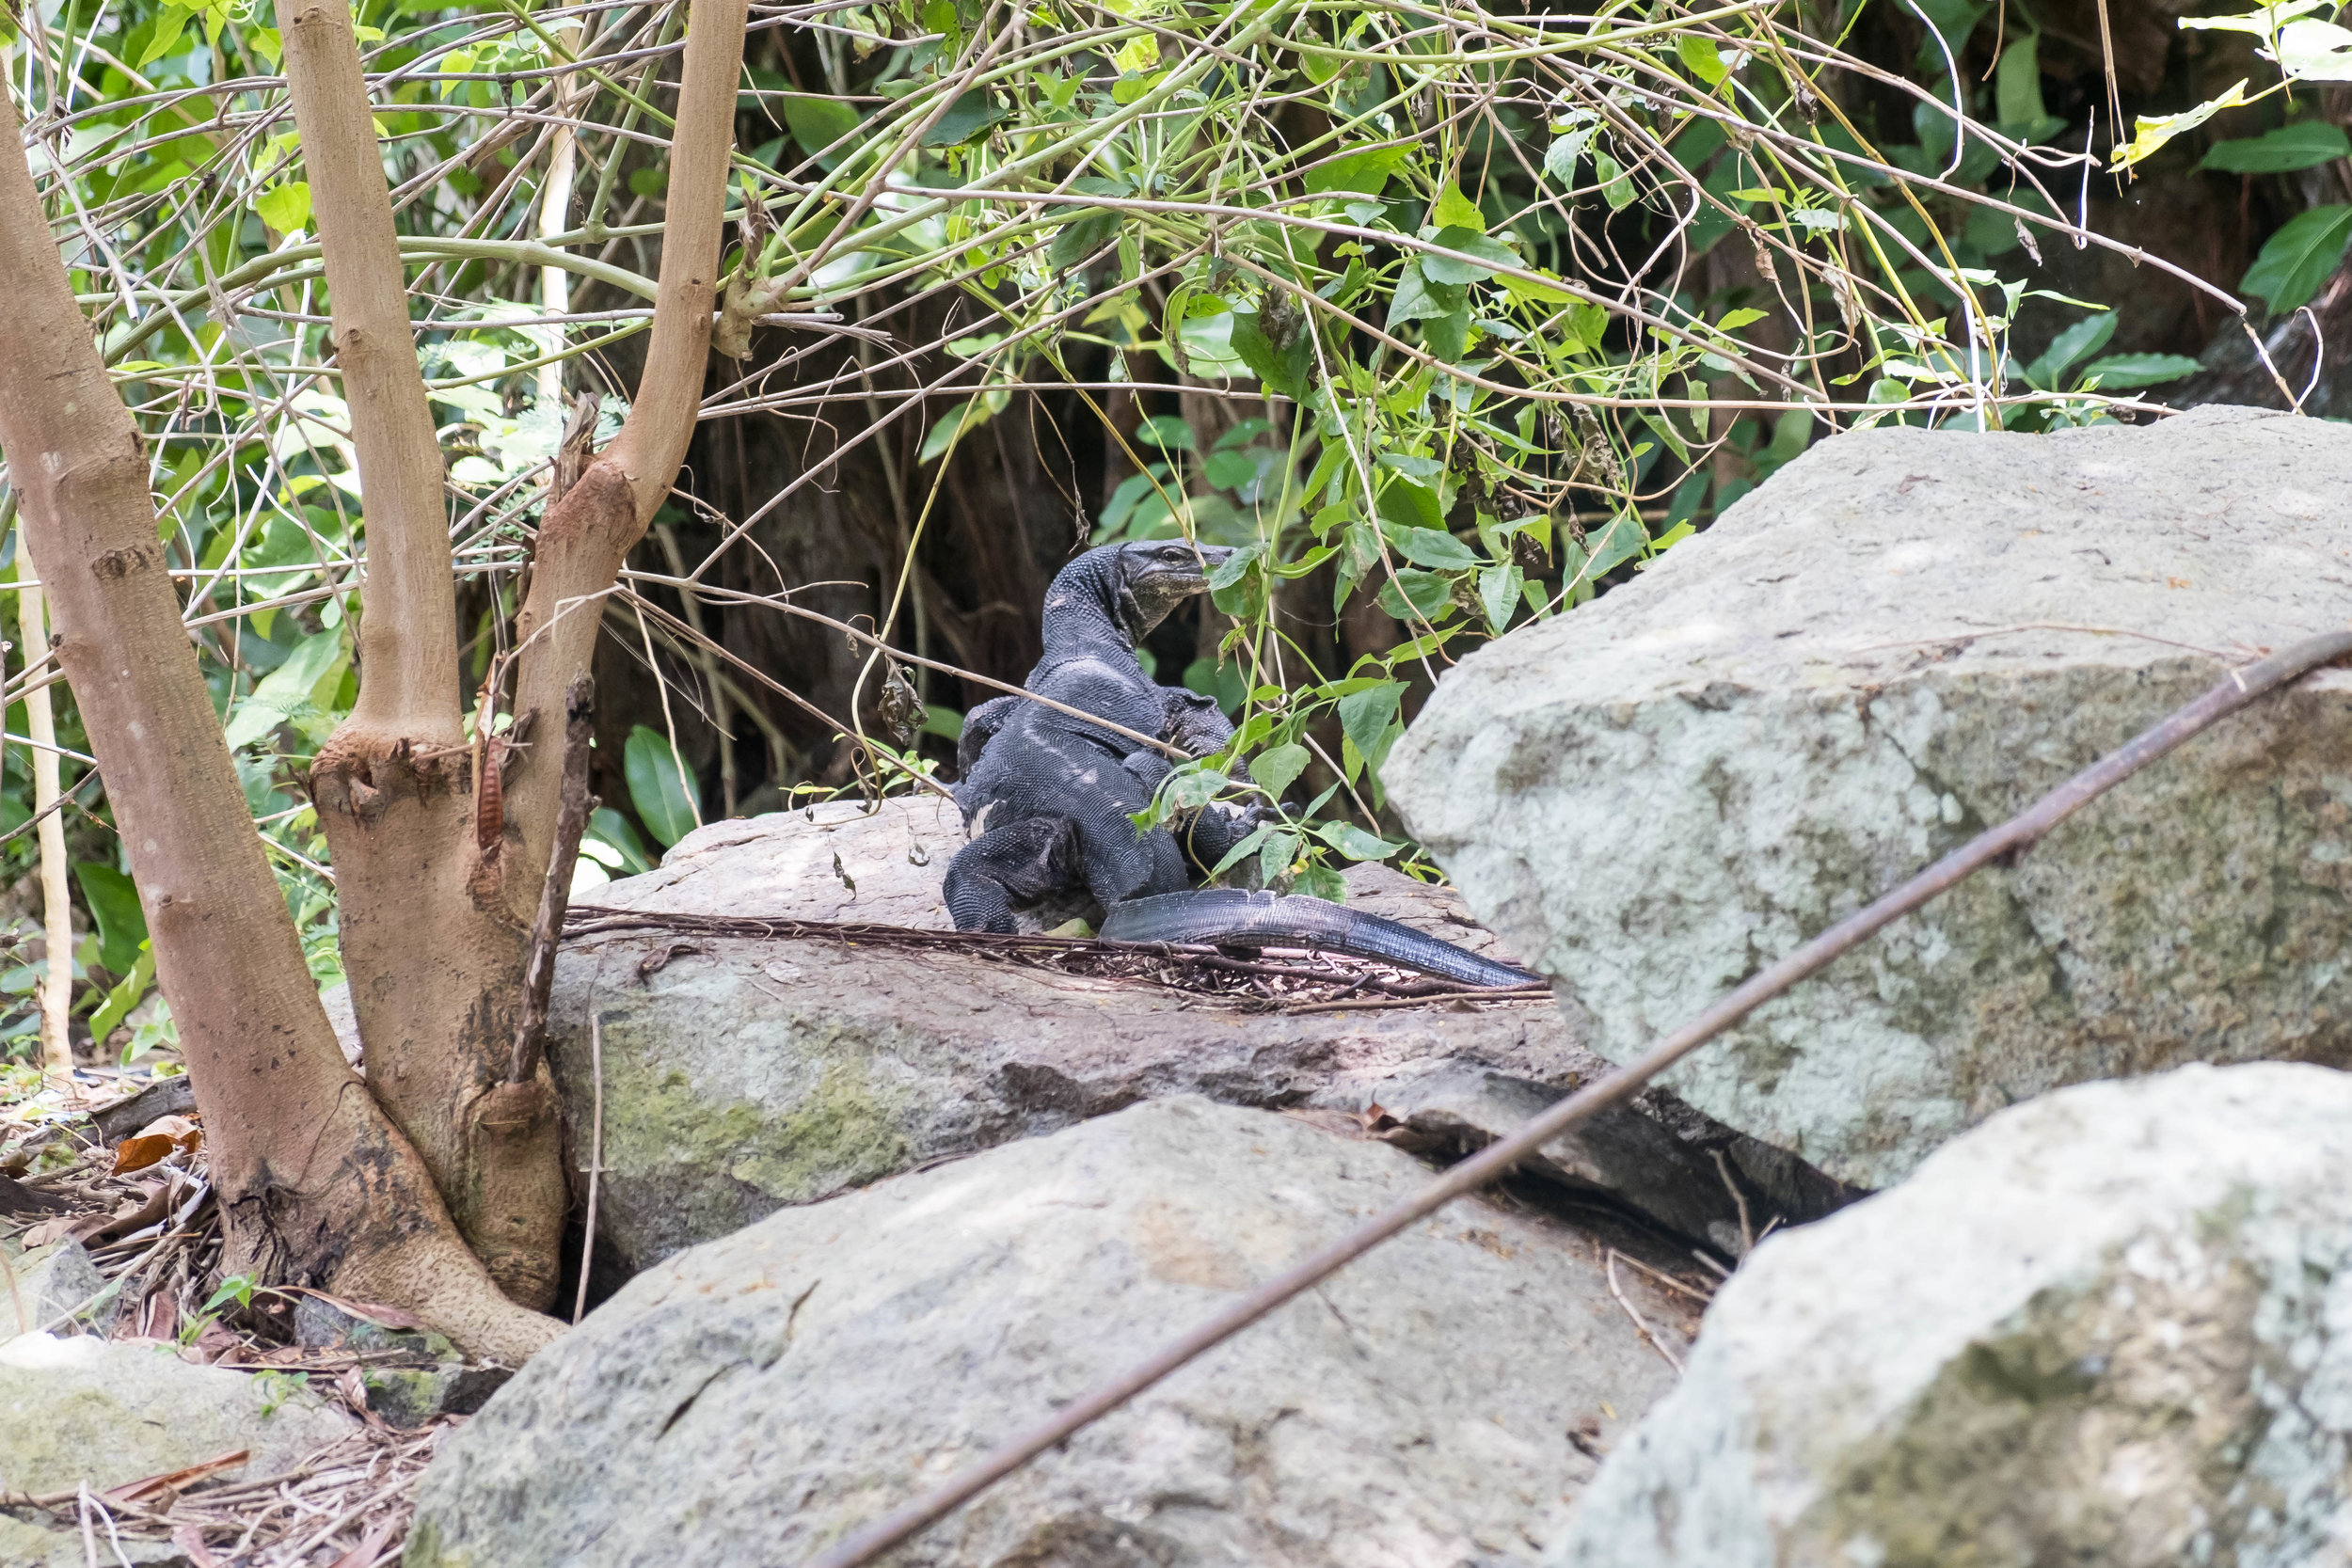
0, 82, 556, 1364
505, 0, 747, 878
276, 0, 557, 1308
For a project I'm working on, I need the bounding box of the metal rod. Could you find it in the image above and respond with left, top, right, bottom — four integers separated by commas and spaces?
802, 627, 2352, 1568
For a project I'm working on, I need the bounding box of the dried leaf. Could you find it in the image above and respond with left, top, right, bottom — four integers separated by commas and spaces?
111, 1133, 176, 1176
135, 1114, 201, 1153
18, 1215, 75, 1248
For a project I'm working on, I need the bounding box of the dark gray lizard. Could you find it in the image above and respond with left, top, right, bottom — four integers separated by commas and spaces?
944, 540, 1535, 988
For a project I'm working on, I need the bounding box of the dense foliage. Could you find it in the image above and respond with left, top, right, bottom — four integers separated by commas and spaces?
1, 0, 2343, 1067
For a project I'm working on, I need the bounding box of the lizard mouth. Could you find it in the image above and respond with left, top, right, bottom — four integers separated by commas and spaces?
1132, 543, 1234, 594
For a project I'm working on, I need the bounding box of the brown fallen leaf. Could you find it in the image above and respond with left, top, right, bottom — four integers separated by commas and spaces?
17, 1215, 76, 1249
111, 1133, 176, 1176
170, 1524, 223, 1568
135, 1114, 201, 1153
84, 1178, 174, 1244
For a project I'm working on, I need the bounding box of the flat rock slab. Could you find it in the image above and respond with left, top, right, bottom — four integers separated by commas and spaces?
0, 1334, 354, 1496
548, 801, 1851, 1279
1390, 406, 2352, 1187
411, 1098, 1692, 1568
1548, 1061, 2352, 1568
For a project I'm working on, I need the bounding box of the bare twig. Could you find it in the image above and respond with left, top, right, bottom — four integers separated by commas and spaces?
1605, 1249, 1683, 1373
801, 629, 2352, 1568
572, 1012, 603, 1327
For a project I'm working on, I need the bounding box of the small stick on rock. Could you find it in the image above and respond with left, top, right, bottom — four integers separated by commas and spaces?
1605, 1249, 1683, 1374
572, 1012, 604, 1326
509, 675, 596, 1085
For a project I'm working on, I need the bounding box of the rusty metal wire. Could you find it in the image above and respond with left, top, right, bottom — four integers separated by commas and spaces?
801, 627, 2352, 1568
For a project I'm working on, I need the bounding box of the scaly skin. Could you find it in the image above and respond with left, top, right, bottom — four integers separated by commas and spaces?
1100, 889, 1539, 988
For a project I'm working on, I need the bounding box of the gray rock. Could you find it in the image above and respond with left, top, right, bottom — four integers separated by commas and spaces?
0, 1333, 355, 1496
410, 1097, 1696, 1568
288, 1298, 511, 1427
0, 1514, 188, 1567
0, 1242, 110, 1344
1546, 1061, 2352, 1568
1389, 406, 2352, 1187
547, 801, 1850, 1277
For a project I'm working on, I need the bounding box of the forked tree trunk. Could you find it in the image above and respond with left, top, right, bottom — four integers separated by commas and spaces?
276, 0, 556, 1308
277, 0, 745, 1307
0, 84, 557, 1364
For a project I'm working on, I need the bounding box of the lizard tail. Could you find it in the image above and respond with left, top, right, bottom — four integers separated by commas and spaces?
1099, 889, 1541, 989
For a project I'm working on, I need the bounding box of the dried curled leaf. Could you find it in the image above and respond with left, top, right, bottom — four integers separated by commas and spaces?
112, 1133, 177, 1176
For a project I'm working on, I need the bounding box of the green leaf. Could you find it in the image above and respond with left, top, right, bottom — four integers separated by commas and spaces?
2201, 121, 2352, 173
1208, 821, 1276, 878
1337, 681, 1406, 769
1162, 767, 1231, 811
222, 628, 346, 750
624, 725, 700, 847
1387, 527, 1480, 569
1595, 150, 1636, 209
1572, 510, 1647, 586
1677, 33, 1729, 86
1306, 145, 1407, 196
1388, 260, 1464, 326
2242, 203, 2352, 313
1204, 449, 1259, 489
2023, 311, 2117, 389
1375, 477, 1443, 533
254, 182, 311, 234
1292, 863, 1347, 903
783, 96, 862, 164
1046, 208, 1121, 271
1316, 820, 1405, 861
918, 400, 991, 463
922, 704, 964, 740
922, 90, 1006, 147
1994, 34, 2047, 128
88, 943, 154, 1041
135, 7, 190, 67
1206, 543, 1263, 589
1478, 562, 1523, 633
1429, 182, 1485, 231
1258, 829, 1300, 887
1421, 228, 1518, 286
1251, 742, 1310, 800
74, 863, 148, 976
587, 807, 656, 876
2078, 353, 2203, 389
1135, 413, 1195, 451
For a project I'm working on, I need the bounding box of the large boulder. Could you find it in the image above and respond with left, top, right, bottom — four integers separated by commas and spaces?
547, 800, 1854, 1279
1388, 406, 2352, 1187
409, 1097, 1695, 1567
1546, 1061, 2352, 1568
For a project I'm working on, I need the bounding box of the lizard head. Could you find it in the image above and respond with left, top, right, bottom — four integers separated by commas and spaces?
1108, 540, 1234, 643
